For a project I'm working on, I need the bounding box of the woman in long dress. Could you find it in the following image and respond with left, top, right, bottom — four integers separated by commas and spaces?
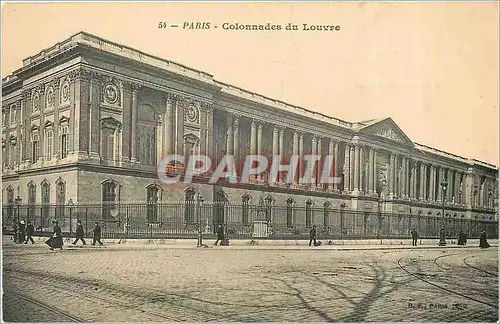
479, 230, 490, 249
48, 220, 63, 250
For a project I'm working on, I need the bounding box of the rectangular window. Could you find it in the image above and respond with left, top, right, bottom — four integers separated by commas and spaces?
45, 130, 53, 160
60, 126, 69, 159
31, 133, 39, 163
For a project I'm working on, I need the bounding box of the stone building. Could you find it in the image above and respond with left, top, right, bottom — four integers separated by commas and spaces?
2, 31, 498, 228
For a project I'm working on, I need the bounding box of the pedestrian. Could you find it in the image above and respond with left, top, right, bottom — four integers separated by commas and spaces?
13, 222, 18, 243
18, 220, 26, 245
92, 222, 103, 246
457, 230, 467, 246
411, 229, 419, 246
24, 221, 35, 244
72, 220, 87, 245
309, 225, 317, 247
47, 220, 63, 250
214, 223, 224, 246
479, 230, 490, 249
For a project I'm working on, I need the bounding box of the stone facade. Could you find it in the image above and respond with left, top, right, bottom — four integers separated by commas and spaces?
2, 32, 498, 223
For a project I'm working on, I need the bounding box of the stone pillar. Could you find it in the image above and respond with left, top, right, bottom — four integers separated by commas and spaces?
446, 169, 452, 203
437, 167, 443, 202
316, 137, 322, 186
226, 115, 233, 155
298, 133, 304, 182
292, 132, 299, 184
278, 127, 285, 183
272, 125, 279, 156
344, 144, 351, 192
164, 96, 174, 156
409, 161, 415, 199
257, 123, 263, 180
249, 120, 257, 180
423, 164, 428, 200
372, 150, 378, 193
350, 146, 355, 191
233, 117, 240, 168
388, 155, 394, 196
311, 136, 317, 186
454, 170, 460, 204
329, 139, 335, 191
359, 147, 364, 193
353, 145, 359, 191
419, 163, 425, 200
428, 165, 434, 201
250, 120, 257, 156
130, 88, 139, 162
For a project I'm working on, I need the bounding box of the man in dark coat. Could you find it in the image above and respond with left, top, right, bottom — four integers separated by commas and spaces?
214, 223, 224, 246
479, 230, 490, 248
457, 230, 467, 246
48, 220, 63, 250
309, 225, 317, 247
18, 220, 26, 245
92, 222, 103, 246
411, 229, 419, 246
72, 220, 87, 245
24, 221, 35, 244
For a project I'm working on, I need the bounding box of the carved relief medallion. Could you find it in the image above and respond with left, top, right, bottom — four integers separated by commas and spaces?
104, 84, 119, 104
186, 104, 198, 122
32, 91, 40, 112
60, 80, 70, 104
46, 87, 55, 108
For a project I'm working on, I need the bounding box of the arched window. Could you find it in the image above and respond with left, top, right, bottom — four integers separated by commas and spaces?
286, 198, 295, 228
27, 182, 36, 220
263, 196, 274, 223
305, 200, 313, 228
184, 188, 197, 224
214, 190, 228, 226
323, 201, 331, 227
147, 185, 162, 223
5, 186, 14, 221
241, 194, 251, 226
102, 180, 118, 219
55, 178, 66, 218
41, 180, 50, 221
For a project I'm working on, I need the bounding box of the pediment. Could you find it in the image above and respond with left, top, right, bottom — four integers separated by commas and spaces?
357, 118, 414, 146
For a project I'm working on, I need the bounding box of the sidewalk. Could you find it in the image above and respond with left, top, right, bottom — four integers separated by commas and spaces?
2, 235, 497, 251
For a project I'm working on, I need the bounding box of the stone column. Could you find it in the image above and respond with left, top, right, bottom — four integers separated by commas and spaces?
298, 133, 304, 182
409, 161, 415, 199
249, 120, 257, 180
388, 155, 394, 196
353, 145, 360, 192
292, 132, 299, 184
359, 147, 365, 193
333, 141, 340, 192
367, 148, 373, 194
400, 156, 406, 197
272, 125, 279, 156
419, 163, 424, 200
233, 117, 240, 168
454, 170, 460, 204
446, 169, 452, 203
330, 140, 336, 191
349, 145, 355, 191
130, 88, 139, 162
316, 137, 322, 186
164, 96, 174, 156
278, 127, 285, 157
250, 120, 257, 156
428, 165, 434, 201
226, 115, 233, 155
278, 127, 285, 183
344, 144, 351, 192
437, 167, 443, 202
423, 164, 428, 200
310, 136, 317, 186
372, 150, 378, 193
257, 123, 263, 180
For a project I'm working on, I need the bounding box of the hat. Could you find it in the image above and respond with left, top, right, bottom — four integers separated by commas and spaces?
20, 220, 25, 225
52, 220, 58, 224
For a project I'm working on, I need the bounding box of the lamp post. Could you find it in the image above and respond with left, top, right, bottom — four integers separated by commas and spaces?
196, 192, 204, 247
439, 180, 448, 246
14, 196, 22, 244
339, 202, 346, 239
68, 199, 74, 238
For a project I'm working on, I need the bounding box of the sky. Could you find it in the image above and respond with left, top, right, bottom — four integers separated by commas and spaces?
2, 2, 498, 166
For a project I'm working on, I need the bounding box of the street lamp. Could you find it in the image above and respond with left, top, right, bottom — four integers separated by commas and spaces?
439, 180, 448, 246
68, 199, 74, 238
196, 192, 204, 247
14, 196, 22, 244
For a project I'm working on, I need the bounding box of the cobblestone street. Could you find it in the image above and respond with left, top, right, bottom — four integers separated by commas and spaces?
2, 239, 498, 322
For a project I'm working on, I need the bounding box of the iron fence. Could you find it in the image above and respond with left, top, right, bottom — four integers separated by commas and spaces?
2, 203, 498, 240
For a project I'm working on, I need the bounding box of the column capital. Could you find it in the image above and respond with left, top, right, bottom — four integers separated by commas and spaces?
165, 93, 180, 103
277, 125, 286, 132
200, 102, 214, 112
